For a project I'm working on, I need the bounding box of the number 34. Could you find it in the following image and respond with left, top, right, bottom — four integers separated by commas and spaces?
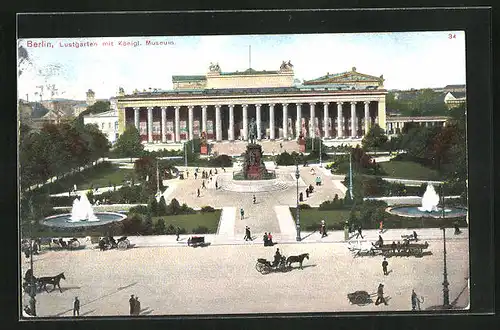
448, 33, 456, 39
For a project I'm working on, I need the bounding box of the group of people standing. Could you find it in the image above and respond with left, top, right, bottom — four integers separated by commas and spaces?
129, 294, 141, 315
263, 232, 274, 246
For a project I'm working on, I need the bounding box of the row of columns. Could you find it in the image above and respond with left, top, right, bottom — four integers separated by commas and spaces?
133, 101, 376, 143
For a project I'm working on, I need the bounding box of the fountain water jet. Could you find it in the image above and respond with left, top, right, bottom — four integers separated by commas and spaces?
68, 193, 99, 222
417, 183, 440, 212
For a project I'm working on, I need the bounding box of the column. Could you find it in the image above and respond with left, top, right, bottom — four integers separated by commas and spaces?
323, 102, 329, 139
161, 106, 167, 143
377, 97, 386, 130
134, 107, 140, 129
269, 103, 275, 140
282, 103, 288, 139
201, 105, 207, 134
188, 105, 194, 140
309, 103, 316, 139
350, 101, 357, 137
364, 101, 370, 135
242, 104, 248, 140
215, 105, 222, 141
228, 105, 235, 141
255, 104, 262, 140
147, 106, 153, 143
296, 103, 302, 138
337, 102, 343, 138
174, 106, 180, 142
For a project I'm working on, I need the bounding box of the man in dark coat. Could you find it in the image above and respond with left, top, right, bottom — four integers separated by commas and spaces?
355, 225, 364, 239
263, 232, 268, 246
73, 297, 80, 316
129, 295, 136, 315
382, 257, 389, 275
134, 296, 141, 315
375, 283, 388, 305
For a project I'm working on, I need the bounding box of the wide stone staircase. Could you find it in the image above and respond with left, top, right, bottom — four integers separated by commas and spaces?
211, 140, 299, 156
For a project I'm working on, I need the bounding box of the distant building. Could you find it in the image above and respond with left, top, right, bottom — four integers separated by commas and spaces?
86, 89, 96, 106
444, 91, 466, 108
386, 115, 448, 136
83, 109, 119, 143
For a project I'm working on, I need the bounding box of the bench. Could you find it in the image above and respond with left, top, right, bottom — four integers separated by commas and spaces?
187, 236, 208, 247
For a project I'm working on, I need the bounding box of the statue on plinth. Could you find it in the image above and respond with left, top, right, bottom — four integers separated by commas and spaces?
248, 118, 257, 144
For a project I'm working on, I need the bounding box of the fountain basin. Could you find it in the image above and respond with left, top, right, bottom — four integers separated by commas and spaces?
386, 206, 467, 218
41, 212, 127, 229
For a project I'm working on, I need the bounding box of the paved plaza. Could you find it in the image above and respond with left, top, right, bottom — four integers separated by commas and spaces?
22, 235, 469, 317
22, 164, 470, 317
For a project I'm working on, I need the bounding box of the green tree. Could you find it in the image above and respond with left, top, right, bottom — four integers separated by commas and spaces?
114, 125, 144, 162
158, 196, 168, 216
361, 124, 388, 153
74, 100, 111, 126
153, 218, 166, 235
143, 213, 154, 235
148, 196, 159, 216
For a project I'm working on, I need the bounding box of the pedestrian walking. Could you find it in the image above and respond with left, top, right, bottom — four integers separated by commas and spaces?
299, 192, 303, 202
194, 172, 198, 179
134, 296, 141, 315
209, 169, 212, 176
321, 222, 327, 238
215, 181, 218, 189
379, 220, 384, 233
252, 194, 256, 204
73, 297, 80, 316
247, 226, 252, 241
129, 295, 136, 315
411, 289, 421, 311
375, 283, 388, 306
202, 180, 206, 189
355, 225, 364, 239
305, 189, 309, 198
382, 257, 389, 275
263, 232, 269, 246
186, 171, 189, 178
223, 167, 226, 172
240, 208, 244, 220
176, 226, 180, 241
197, 188, 200, 197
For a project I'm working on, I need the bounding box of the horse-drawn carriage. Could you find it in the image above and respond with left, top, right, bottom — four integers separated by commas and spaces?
255, 256, 288, 274
255, 253, 310, 274
51, 237, 81, 250
98, 236, 130, 250
349, 240, 429, 257
23, 269, 66, 294
187, 236, 210, 247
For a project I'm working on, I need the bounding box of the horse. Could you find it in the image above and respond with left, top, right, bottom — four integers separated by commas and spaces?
37, 272, 66, 293
286, 253, 309, 269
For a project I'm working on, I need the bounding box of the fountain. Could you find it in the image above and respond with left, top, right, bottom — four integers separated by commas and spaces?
68, 193, 99, 222
386, 183, 467, 218
41, 192, 127, 229
417, 183, 440, 212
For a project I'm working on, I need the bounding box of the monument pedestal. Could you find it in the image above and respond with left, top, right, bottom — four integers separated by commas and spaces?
244, 144, 268, 180
200, 145, 208, 155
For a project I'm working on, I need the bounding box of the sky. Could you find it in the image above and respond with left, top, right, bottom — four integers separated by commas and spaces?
17, 31, 466, 101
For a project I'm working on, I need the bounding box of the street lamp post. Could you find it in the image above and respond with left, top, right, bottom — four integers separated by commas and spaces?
319, 138, 322, 167
184, 142, 187, 169
441, 184, 450, 307
295, 162, 301, 241
28, 198, 37, 316
349, 149, 354, 199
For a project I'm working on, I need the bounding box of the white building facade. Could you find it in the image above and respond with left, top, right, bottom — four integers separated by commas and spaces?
83, 109, 119, 144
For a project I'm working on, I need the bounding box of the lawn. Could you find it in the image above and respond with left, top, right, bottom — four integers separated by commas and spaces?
153, 210, 222, 233
379, 160, 439, 181
77, 167, 136, 190
46, 164, 137, 193
290, 208, 352, 231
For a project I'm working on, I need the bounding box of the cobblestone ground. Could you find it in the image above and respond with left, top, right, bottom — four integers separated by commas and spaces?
164, 165, 344, 237
22, 238, 469, 317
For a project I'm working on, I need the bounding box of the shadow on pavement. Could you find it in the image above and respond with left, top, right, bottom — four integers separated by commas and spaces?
60, 286, 81, 293
140, 307, 154, 315
80, 309, 96, 316
301, 231, 317, 240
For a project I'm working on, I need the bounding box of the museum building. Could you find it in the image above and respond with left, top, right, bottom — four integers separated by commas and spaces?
115, 62, 388, 144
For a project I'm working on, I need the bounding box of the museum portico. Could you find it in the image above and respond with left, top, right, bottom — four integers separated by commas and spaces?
116, 63, 388, 143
